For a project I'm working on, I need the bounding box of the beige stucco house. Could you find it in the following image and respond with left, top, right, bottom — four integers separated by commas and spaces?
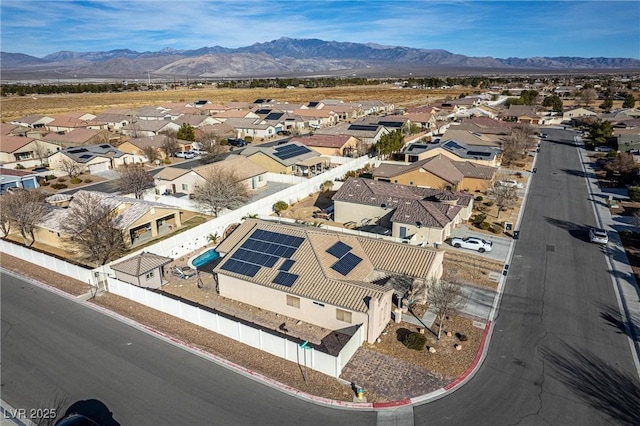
289, 134, 360, 157
240, 142, 327, 175
332, 178, 473, 245
373, 154, 497, 192
153, 155, 268, 195
48, 144, 135, 175
213, 219, 444, 344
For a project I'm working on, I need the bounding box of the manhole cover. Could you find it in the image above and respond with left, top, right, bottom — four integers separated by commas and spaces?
546, 245, 555, 252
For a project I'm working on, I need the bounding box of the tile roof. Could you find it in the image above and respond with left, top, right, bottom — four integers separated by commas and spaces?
110, 252, 172, 276
214, 219, 440, 313
374, 155, 496, 182
0, 136, 34, 153
42, 128, 105, 144
289, 134, 354, 148
192, 155, 267, 181
58, 144, 126, 163
240, 142, 321, 166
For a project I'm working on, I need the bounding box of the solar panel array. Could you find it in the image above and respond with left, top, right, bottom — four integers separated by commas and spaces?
348, 124, 379, 132
326, 241, 362, 276
444, 140, 465, 150
467, 150, 491, 157
273, 144, 312, 160
220, 229, 304, 283
265, 112, 284, 120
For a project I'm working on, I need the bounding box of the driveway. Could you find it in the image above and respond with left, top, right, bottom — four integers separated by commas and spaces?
447, 225, 511, 262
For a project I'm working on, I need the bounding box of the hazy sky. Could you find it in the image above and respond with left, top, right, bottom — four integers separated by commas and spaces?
2, 0, 639, 59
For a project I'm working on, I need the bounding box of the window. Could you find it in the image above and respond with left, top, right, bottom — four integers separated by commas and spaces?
145, 271, 154, 280
286, 295, 300, 308
336, 309, 352, 323
181, 183, 188, 191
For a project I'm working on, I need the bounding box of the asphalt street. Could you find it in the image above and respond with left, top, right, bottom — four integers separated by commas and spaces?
414, 128, 640, 425
0, 273, 376, 426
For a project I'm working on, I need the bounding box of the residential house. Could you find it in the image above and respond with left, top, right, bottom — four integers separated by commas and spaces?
110, 252, 173, 289
292, 108, 339, 128
562, 107, 598, 123
289, 134, 360, 157
42, 128, 112, 148
153, 155, 268, 195
0, 167, 41, 193
174, 114, 221, 128
46, 112, 99, 133
401, 140, 501, 167
134, 106, 178, 121
372, 154, 496, 192
10, 114, 55, 130
501, 105, 540, 124
48, 144, 135, 175
332, 177, 473, 244
93, 112, 134, 132
213, 218, 444, 344
118, 135, 172, 161
223, 117, 277, 141
212, 110, 260, 121
0, 136, 59, 165
315, 122, 387, 146
240, 142, 327, 175
34, 190, 195, 249
440, 128, 504, 148
120, 120, 181, 138
194, 123, 237, 142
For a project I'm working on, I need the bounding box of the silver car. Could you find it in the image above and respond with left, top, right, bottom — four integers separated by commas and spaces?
589, 228, 608, 244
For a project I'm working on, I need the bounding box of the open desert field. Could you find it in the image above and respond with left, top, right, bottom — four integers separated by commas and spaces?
0, 85, 469, 122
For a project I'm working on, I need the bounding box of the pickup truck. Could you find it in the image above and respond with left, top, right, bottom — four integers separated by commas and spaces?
497, 179, 524, 189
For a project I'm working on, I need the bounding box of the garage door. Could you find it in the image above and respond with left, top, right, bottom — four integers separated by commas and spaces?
89, 162, 109, 174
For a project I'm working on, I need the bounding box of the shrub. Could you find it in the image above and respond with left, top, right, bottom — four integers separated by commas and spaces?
51, 183, 68, 190
473, 213, 487, 225
479, 221, 491, 230
70, 177, 82, 184
40, 181, 50, 186
403, 332, 427, 351
456, 333, 468, 342
244, 136, 253, 143
484, 201, 494, 207
515, 172, 523, 178
46, 174, 56, 181
15, 164, 25, 169
273, 200, 289, 215
629, 186, 640, 202
84, 178, 93, 183
57, 177, 67, 183
475, 196, 483, 202
489, 225, 502, 234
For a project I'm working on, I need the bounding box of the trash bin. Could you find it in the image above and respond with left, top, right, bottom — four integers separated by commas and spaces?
513, 230, 520, 240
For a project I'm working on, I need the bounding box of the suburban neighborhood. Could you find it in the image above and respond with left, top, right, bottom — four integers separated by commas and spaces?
2, 75, 640, 423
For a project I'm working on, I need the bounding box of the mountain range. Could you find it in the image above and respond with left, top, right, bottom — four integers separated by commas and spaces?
2, 37, 640, 81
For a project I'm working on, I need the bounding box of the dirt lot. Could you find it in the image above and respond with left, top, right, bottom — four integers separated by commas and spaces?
0, 85, 468, 122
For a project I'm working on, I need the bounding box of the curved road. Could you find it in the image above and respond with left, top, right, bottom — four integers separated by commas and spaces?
416, 128, 640, 425
3, 128, 639, 425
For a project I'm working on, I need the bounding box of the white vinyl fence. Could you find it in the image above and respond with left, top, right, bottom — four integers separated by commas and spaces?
107, 277, 364, 378
0, 239, 93, 284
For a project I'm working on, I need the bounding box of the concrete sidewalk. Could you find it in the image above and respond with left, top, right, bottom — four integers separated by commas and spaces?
579, 148, 640, 377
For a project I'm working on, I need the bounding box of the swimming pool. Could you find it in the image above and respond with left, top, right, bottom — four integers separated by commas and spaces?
192, 248, 220, 268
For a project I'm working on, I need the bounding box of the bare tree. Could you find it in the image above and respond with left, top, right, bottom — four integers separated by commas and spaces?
577, 88, 598, 106
117, 164, 154, 199
0, 193, 15, 238
192, 168, 249, 216
58, 157, 83, 178
60, 191, 126, 265
427, 276, 466, 340
160, 130, 179, 158
1, 189, 49, 246
32, 139, 50, 166
501, 126, 535, 165
489, 184, 518, 218
142, 145, 161, 164
197, 132, 226, 164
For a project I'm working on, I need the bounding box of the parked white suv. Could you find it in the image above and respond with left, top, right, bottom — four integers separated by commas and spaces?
589, 228, 608, 244
450, 237, 493, 253
498, 179, 524, 189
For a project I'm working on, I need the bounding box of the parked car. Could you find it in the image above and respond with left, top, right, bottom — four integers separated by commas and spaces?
589, 228, 608, 244
227, 138, 247, 147
175, 151, 196, 159
189, 149, 208, 156
540, 133, 548, 139
450, 236, 493, 253
595, 146, 613, 153
498, 179, 524, 189
172, 266, 197, 279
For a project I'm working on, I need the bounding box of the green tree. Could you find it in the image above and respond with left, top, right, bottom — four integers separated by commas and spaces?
623, 93, 637, 108
599, 97, 613, 112
542, 94, 564, 113
374, 129, 405, 158
177, 123, 195, 141
273, 200, 289, 216
588, 119, 614, 145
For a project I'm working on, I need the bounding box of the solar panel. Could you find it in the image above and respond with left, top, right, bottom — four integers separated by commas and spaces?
274, 144, 296, 153
233, 248, 279, 267
279, 259, 295, 271
272, 271, 298, 287
378, 121, 403, 128
467, 151, 491, 157
255, 108, 272, 115
444, 140, 465, 150
220, 259, 261, 277
331, 252, 362, 276
326, 241, 352, 258
348, 124, 379, 132
273, 145, 312, 160
265, 112, 284, 120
